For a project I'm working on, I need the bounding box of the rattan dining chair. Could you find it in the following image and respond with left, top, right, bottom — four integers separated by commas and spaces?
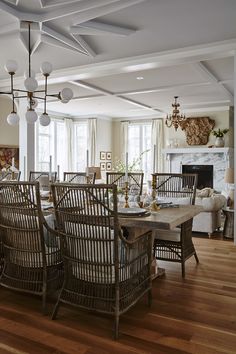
152, 173, 198, 277
0, 181, 63, 313
106, 172, 144, 196
51, 183, 152, 339
0, 170, 21, 181
29, 171, 57, 185
63, 172, 95, 184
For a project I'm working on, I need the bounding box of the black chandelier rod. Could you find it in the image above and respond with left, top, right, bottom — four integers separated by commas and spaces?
28, 22, 31, 78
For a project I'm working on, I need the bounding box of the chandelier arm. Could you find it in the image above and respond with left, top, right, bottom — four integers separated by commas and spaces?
0, 91, 12, 94
13, 89, 29, 93
32, 96, 45, 100
46, 94, 60, 98
165, 119, 173, 128
14, 95, 29, 99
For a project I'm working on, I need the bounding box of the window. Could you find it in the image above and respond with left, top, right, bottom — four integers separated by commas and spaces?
128, 122, 151, 182
73, 121, 88, 171
35, 118, 88, 179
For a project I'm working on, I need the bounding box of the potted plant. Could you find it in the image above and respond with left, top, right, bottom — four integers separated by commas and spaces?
211, 128, 229, 147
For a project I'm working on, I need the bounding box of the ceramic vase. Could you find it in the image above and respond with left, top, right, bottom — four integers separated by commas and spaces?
215, 137, 225, 147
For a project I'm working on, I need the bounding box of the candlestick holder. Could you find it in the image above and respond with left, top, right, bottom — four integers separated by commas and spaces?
48, 181, 53, 203
151, 174, 157, 200
124, 181, 130, 208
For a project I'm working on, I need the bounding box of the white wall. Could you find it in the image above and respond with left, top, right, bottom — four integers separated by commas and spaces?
0, 96, 19, 146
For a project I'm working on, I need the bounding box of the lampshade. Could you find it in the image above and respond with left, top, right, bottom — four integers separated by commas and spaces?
224, 167, 234, 184
88, 166, 102, 179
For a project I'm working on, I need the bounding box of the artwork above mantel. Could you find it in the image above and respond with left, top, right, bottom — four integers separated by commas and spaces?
180, 117, 215, 145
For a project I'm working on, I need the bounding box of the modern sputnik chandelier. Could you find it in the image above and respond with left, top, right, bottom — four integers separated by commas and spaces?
165, 96, 186, 131
1, 21, 73, 127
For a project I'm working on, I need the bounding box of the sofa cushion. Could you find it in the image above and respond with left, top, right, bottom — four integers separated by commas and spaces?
195, 194, 226, 211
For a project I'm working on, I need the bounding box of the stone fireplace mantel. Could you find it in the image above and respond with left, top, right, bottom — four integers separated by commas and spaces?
162, 147, 233, 191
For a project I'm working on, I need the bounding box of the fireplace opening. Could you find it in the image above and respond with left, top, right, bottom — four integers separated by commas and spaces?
182, 165, 213, 189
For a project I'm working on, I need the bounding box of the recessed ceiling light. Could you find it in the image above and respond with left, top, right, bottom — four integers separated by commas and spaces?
136, 76, 144, 80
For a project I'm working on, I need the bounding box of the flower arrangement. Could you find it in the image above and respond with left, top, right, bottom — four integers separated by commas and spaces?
211, 128, 229, 137
113, 149, 150, 172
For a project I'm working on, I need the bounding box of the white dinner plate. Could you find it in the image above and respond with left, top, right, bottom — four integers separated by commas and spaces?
118, 207, 147, 215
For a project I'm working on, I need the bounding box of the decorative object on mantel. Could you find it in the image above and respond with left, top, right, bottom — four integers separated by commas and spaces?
211, 128, 229, 148
1, 22, 73, 127
165, 96, 186, 131
180, 117, 215, 145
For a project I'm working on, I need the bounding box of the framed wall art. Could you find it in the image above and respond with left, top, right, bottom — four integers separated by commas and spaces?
100, 151, 106, 160
106, 162, 112, 171
106, 152, 112, 160
0, 146, 19, 170
100, 162, 106, 171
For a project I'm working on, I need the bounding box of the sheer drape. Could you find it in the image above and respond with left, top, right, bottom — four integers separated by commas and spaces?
88, 118, 97, 166
65, 118, 74, 171
151, 119, 164, 173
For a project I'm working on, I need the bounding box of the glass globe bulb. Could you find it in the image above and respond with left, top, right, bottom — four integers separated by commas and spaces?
4, 60, 18, 74
25, 110, 38, 124
61, 87, 73, 101
24, 70, 36, 79
39, 113, 51, 126
61, 98, 69, 104
40, 61, 53, 75
24, 77, 38, 92
7, 112, 20, 126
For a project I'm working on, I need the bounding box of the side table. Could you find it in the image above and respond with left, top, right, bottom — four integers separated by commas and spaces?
222, 208, 234, 239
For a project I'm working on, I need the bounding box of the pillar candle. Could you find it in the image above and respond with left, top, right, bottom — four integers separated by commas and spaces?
125, 152, 128, 182
24, 156, 26, 181
86, 150, 89, 177
153, 144, 156, 173
57, 165, 60, 181
12, 157, 15, 169
49, 155, 52, 181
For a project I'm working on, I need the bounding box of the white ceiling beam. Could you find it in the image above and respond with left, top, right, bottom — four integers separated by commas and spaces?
193, 62, 234, 104
42, 24, 89, 54
40, 0, 122, 22
117, 82, 212, 96
4, 0, 19, 5
69, 80, 163, 113
71, 33, 96, 57
40, 0, 82, 8
71, 0, 147, 26
41, 33, 87, 55
71, 20, 135, 36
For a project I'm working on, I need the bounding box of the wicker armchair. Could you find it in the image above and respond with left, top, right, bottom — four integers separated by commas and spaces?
0, 170, 21, 181
152, 173, 198, 277
29, 171, 57, 185
51, 183, 152, 339
63, 172, 95, 184
106, 172, 144, 196
0, 182, 62, 313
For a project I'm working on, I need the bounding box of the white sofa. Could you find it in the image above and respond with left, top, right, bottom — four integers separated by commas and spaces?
192, 189, 227, 236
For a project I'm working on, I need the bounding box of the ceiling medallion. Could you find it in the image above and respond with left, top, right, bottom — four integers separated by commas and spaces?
1, 21, 73, 127
165, 96, 186, 131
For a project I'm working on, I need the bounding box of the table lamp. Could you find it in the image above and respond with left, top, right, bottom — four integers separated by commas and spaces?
224, 167, 234, 209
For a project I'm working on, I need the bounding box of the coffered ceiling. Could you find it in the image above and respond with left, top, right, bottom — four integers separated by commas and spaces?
0, 0, 235, 119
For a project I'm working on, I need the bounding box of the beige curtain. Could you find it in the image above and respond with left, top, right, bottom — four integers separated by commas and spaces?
120, 121, 129, 161
65, 118, 73, 171
151, 119, 164, 173
88, 118, 97, 166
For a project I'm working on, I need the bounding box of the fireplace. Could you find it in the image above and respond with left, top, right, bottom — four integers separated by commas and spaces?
182, 165, 213, 189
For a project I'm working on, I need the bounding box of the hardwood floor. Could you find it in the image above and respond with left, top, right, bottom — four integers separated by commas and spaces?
0, 236, 235, 354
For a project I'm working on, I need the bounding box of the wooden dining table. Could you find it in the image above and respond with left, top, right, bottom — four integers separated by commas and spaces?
119, 205, 203, 238
119, 205, 203, 278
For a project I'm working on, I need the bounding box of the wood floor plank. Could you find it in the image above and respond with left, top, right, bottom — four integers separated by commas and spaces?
0, 236, 235, 354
